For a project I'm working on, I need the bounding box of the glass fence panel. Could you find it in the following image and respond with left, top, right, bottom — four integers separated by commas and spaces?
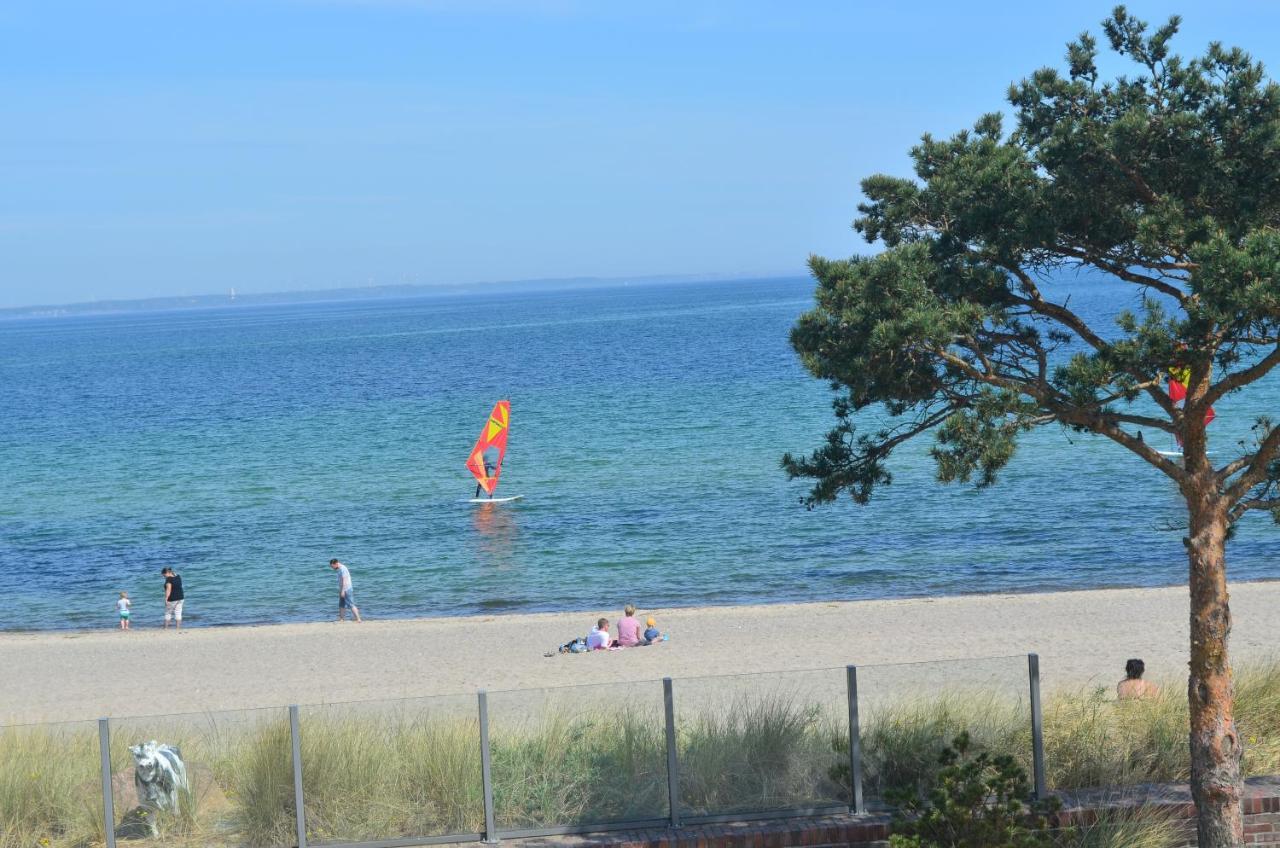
487, 679, 669, 831
674, 668, 849, 818
300, 694, 483, 844
855, 655, 1032, 809
0, 720, 104, 848
107, 707, 294, 848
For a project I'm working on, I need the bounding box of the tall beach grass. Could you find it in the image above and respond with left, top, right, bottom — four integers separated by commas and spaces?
2, 660, 1277, 847
0, 722, 104, 848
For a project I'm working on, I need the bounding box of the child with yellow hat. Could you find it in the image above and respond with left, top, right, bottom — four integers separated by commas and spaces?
643, 616, 663, 644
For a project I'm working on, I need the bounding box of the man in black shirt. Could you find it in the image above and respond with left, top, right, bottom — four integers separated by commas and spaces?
161, 567, 185, 632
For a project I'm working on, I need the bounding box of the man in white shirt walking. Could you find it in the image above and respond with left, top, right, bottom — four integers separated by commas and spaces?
329, 559, 362, 622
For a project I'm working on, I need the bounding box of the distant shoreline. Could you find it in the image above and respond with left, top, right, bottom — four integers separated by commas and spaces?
5, 581, 1278, 724
0, 272, 804, 320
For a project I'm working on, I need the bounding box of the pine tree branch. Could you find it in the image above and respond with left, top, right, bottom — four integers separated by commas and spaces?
1229, 498, 1280, 521
932, 346, 1037, 397
1225, 424, 1280, 502
933, 341, 1184, 477
1105, 150, 1160, 204
1102, 412, 1176, 431
1052, 245, 1189, 302
1204, 345, 1280, 407
998, 263, 1110, 349
1063, 407, 1189, 480
1217, 454, 1254, 483
998, 262, 1179, 418
873, 408, 958, 455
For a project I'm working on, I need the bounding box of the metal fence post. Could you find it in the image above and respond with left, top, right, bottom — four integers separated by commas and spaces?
1028, 653, 1047, 799
98, 718, 117, 848
845, 666, 865, 815
289, 705, 307, 848
662, 677, 682, 828
478, 690, 498, 843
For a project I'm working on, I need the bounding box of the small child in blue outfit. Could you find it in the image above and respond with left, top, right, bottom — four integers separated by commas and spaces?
117, 591, 132, 630
644, 616, 663, 643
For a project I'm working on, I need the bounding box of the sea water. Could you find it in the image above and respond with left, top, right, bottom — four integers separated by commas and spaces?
1, 277, 1276, 630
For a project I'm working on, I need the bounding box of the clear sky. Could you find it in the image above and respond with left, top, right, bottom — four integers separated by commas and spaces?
3, 1, 1279, 308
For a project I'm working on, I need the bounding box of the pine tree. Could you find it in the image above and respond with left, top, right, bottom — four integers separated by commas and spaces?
785, 9, 1280, 845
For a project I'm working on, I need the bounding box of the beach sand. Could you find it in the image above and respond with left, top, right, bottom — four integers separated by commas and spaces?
3, 581, 1277, 725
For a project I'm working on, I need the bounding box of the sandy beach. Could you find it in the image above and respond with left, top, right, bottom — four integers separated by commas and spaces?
3, 581, 1277, 725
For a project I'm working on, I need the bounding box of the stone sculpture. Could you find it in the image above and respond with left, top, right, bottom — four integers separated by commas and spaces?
129, 741, 189, 822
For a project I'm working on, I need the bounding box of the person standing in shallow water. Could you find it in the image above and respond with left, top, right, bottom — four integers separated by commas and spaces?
117, 591, 131, 630
330, 559, 362, 622
161, 567, 184, 632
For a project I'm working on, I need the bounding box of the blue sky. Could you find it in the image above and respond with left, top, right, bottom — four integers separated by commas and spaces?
3, 1, 1279, 308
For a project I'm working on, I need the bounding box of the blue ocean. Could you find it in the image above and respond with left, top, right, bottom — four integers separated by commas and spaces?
1, 277, 1276, 630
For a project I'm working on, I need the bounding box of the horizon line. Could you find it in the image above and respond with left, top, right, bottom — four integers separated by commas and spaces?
0, 269, 811, 318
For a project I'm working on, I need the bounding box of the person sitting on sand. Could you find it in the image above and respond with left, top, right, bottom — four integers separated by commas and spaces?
1117, 658, 1159, 700
644, 616, 661, 643
616, 604, 646, 647
587, 618, 613, 650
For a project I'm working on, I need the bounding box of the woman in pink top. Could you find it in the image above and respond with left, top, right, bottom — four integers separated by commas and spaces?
616, 604, 646, 647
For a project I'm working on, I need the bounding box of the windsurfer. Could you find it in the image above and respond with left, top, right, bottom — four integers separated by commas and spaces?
466, 404, 509, 500
475, 450, 499, 499
474, 467, 494, 498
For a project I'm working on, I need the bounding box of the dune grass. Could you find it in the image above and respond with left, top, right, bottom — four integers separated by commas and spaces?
2, 660, 1278, 847
856, 691, 1029, 800
296, 706, 483, 842
679, 695, 845, 815
1043, 660, 1280, 790
1052, 806, 1188, 848
492, 710, 666, 827
0, 722, 104, 848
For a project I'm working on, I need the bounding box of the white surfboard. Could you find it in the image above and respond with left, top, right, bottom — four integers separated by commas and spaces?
466, 495, 524, 504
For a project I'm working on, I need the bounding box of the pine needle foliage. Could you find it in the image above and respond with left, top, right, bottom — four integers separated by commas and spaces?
888, 732, 1057, 848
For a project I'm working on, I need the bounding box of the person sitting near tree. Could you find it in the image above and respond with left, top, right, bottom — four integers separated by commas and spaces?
1117, 658, 1160, 700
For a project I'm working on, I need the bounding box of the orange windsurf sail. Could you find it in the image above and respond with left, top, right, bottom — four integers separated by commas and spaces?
466, 400, 510, 495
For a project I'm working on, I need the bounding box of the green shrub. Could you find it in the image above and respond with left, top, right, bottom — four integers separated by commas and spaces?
888, 731, 1057, 848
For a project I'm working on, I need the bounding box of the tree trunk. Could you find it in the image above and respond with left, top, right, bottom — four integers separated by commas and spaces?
1185, 484, 1243, 847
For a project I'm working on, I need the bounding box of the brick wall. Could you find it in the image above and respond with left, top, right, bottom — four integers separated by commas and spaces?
1233, 792, 1279, 845
513, 775, 1280, 848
